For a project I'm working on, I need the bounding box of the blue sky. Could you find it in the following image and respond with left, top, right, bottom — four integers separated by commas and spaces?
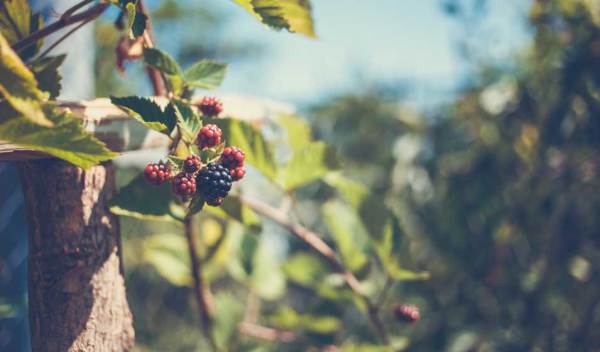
210, 0, 532, 106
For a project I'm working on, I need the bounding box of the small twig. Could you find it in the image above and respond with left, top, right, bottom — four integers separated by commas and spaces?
239, 196, 390, 344
184, 215, 217, 351
35, 16, 93, 60
238, 322, 299, 343
60, 0, 94, 20
12, 2, 108, 52
137, 0, 168, 97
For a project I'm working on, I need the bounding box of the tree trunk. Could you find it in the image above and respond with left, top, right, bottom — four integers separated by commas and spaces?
18, 159, 134, 352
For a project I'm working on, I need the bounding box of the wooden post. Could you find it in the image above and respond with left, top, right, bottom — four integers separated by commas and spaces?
18, 159, 134, 352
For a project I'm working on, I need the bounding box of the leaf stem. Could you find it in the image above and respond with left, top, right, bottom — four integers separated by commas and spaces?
239, 196, 390, 345
184, 215, 217, 351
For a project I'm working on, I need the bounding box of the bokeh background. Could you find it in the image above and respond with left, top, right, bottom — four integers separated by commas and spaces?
1, 0, 599, 351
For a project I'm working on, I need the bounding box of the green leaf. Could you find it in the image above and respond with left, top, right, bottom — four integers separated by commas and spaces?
170, 100, 201, 143
143, 47, 181, 75
271, 307, 340, 334
204, 196, 261, 232
184, 60, 227, 89
0, 32, 50, 126
282, 253, 328, 287
214, 118, 277, 180
233, 0, 316, 37
322, 201, 370, 272
110, 173, 181, 222
110, 96, 175, 133
0, 0, 31, 45
0, 107, 117, 169
142, 233, 191, 286
278, 114, 311, 153
324, 173, 370, 209
30, 54, 66, 99
277, 141, 339, 190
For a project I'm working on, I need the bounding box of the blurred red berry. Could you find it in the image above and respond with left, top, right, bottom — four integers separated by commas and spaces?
198, 97, 223, 117
393, 304, 420, 323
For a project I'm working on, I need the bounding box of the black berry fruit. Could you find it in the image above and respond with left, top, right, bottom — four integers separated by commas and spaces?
197, 124, 222, 149
230, 166, 245, 181
198, 96, 223, 117
393, 304, 420, 323
144, 161, 172, 185
172, 172, 196, 197
206, 196, 224, 207
220, 146, 245, 169
196, 163, 233, 201
183, 154, 202, 174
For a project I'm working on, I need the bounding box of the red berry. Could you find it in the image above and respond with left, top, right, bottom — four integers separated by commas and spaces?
183, 154, 202, 174
144, 161, 172, 185
197, 124, 223, 149
198, 97, 223, 117
220, 146, 245, 169
393, 304, 420, 323
230, 166, 245, 181
172, 172, 196, 197
206, 196, 224, 207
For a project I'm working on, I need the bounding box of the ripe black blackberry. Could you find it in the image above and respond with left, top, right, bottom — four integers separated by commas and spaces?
144, 161, 172, 185
393, 304, 420, 323
196, 124, 222, 149
198, 97, 223, 117
183, 154, 202, 174
196, 163, 233, 203
172, 172, 196, 197
220, 146, 245, 169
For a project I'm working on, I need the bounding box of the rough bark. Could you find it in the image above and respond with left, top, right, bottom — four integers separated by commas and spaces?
18, 159, 134, 352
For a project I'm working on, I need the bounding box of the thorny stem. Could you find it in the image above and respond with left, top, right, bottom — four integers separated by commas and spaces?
12, 2, 109, 53
184, 215, 217, 351
239, 196, 390, 345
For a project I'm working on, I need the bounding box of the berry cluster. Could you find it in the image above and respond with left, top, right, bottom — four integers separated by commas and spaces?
198, 96, 223, 117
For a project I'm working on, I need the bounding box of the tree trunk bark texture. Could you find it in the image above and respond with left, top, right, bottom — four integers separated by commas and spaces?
18, 159, 134, 352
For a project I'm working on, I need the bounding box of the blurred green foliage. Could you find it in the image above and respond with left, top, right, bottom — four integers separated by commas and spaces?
110, 0, 599, 351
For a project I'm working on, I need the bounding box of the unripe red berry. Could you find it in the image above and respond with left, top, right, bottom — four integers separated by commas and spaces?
197, 124, 222, 149
144, 161, 172, 185
220, 146, 245, 169
172, 172, 196, 197
198, 97, 223, 117
230, 166, 245, 181
206, 196, 224, 207
393, 304, 420, 323
183, 154, 202, 174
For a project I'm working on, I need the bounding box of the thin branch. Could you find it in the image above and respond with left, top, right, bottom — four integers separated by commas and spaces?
184, 215, 217, 351
137, 0, 168, 97
238, 322, 300, 343
12, 2, 109, 52
239, 196, 390, 344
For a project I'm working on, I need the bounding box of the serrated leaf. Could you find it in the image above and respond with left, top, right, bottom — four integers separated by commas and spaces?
214, 118, 277, 180
271, 307, 340, 334
110, 95, 175, 133
110, 173, 180, 222
0, 107, 117, 169
0, 32, 50, 126
0, 0, 31, 45
277, 141, 339, 190
171, 100, 201, 143
142, 233, 191, 286
143, 47, 181, 75
30, 54, 66, 99
322, 201, 370, 272
184, 60, 227, 89
233, 0, 316, 37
